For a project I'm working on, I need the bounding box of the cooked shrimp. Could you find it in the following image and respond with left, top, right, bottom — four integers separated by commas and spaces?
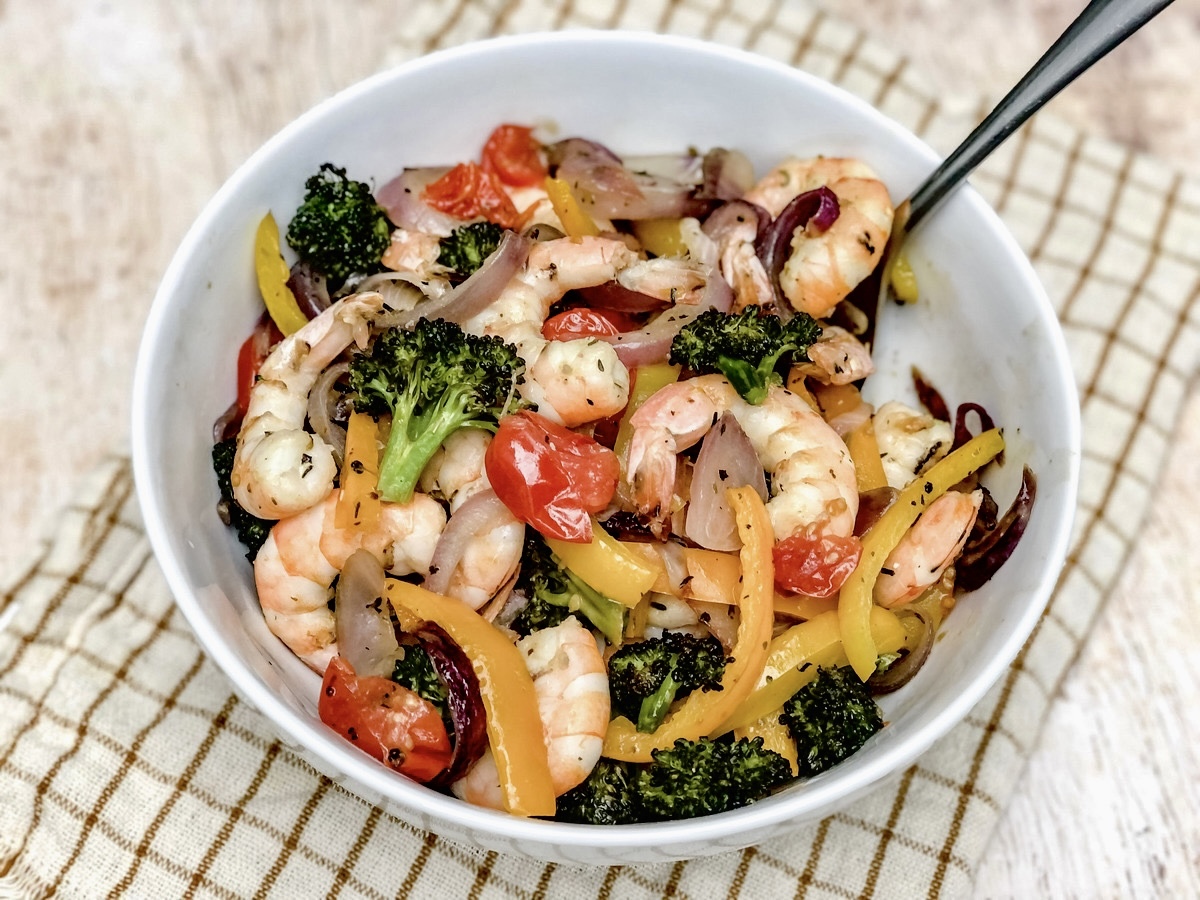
420, 429, 525, 610
626, 374, 858, 540
708, 209, 775, 311
451, 616, 609, 807
381, 227, 444, 282
254, 490, 446, 671
233, 292, 385, 519
460, 235, 639, 426
743, 158, 893, 319
875, 490, 983, 608
800, 325, 875, 386
874, 400, 953, 489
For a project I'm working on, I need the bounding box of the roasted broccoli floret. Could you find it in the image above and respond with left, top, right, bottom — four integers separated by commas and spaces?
607, 632, 726, 733
438, 221, 504, 280
555, 758, 641, 826
669, 307, 822, 404
348, 318, 525, 504
391, 643, 451, 734
634, 737, 792, 821
511, 531, 625, 644
211, 438, 271, 561
554, 738, 790, 824
286, 163, 392, 287
781, 666, 883, 777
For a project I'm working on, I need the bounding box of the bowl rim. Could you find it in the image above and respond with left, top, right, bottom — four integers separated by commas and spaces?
131, 28, 1081, 850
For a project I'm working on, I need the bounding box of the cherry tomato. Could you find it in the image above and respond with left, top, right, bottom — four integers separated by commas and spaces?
481, 124, 547, 187
484, 410, 620, 542
773, 531, 863, 598
541, 307, 640, 341
318, 656, 452, 783
422, 162, 521, 229
236, 315, 284, 419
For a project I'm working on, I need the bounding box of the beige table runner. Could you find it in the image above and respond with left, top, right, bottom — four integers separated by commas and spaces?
3, 1, 1198, 898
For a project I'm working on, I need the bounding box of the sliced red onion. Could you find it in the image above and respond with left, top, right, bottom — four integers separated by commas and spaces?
702, 199, 770, 245
953, 402, 998, 451
756, 187, 841, 308
955, 466, 1037, 592
685, 413, 768, 551
307, 361, 349, 468
911, 367, 951, 423
867, 610, 933, 694
287, 261, 331, 320
855, 486, 899, 535
417, 622, 489, 788
700, 149, 755, 201
621, 153, 704, 185
601, 270, 734, 368
424, 489, 516, 596
387, 231, 530, 330
576, 281, 667, 313
334, 549, 397, 679
213, 400, 241, 443
376, 167, 459, 236
548, 138, 714, 221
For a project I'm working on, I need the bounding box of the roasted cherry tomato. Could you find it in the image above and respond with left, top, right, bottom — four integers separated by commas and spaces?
481, 124, 547, 187
541, 307, 640, 341
484, 410, 620, 542
236, 315, 284, 419
422, 162, 521, 229
773, 531, 863, 598
318, 656, 452, 783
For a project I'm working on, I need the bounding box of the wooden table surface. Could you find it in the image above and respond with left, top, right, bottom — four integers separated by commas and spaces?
2, 1, 1197, 896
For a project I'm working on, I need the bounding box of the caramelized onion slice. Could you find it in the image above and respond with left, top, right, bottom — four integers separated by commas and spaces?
955, 466, 1037, 592
685, 413, 768, 551
867, 610, 933, 694
417, 621, 489, 788
334, 549, 397, 679
424, 489, 517, 597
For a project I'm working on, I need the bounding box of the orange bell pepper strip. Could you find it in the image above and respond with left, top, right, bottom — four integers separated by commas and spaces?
334, 412, 382, 531
839, 428, 1005, 680
601, 486, 774, 762
386, 581, 556, 817
254, 212, 308, 336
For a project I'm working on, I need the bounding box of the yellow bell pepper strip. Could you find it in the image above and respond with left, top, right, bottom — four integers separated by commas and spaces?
544, 176, 600, 239
386, 581, 556, 817
845, 418, 889, 492
785, 367, 821, 413
254, 212, 309, 336
839, 428, 1005, 680
545, 521, 658, 608
681, 547, 742, 605
601, 486, 774, 762
888, 252, 920, 304
334, 412, 382, 531
613, 363, 680, 468
715, 607, 906, 735
631, 218, 687, 258
773, 593, 838, 620
734, 711, 800, 777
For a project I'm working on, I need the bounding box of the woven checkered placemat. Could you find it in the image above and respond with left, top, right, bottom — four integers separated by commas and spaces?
2, 1, 1198, 897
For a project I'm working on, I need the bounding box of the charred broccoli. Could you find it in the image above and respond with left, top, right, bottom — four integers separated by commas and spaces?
390, 643, 451, 734
669, 307, 822, 405
555, 737, 791, 824
607, 632, 726, 733
438, 221, 505, 280
348, 318, 525, 504
511, 531, 625, 645
781, 666, 883, 777
286, 163, 391, 287
211, 438, 271, 561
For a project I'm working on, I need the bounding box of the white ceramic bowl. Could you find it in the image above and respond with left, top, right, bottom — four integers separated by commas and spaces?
132, 31, 1080, 864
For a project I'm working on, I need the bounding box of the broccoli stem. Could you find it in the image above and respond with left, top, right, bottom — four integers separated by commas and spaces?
377, 386, 479, 504
563, 568, 626, 645
636, 671, 683, 733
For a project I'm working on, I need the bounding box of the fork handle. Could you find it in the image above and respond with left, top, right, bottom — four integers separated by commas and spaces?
905, 0, 1174, 232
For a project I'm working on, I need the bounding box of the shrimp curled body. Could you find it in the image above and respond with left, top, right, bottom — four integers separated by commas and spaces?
627, 374, 858, 540
233, 292, 385, 519
875, 489, 983, 608
451, 616, 609, 807
744, 158, 894, 319
253, 491, 446, 672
